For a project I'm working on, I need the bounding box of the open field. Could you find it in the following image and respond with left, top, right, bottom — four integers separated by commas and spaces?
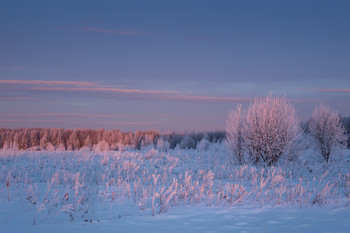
1, 145, 349, 232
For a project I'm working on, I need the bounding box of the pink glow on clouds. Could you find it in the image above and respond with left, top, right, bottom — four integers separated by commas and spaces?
0, 118, 155, 126
0, 80, 98, 87
289, 98, 324, 103
0, 119, 67, 123
19, 86, 177, 95
0, 79, 325, 104
110, 121, 156, 125
82, 27, 144, 36
0, 97, 40, 101
0, 113, 117, 118
15, 86, 252, 103
318, 89, 350, 92
170, 94, 253, 103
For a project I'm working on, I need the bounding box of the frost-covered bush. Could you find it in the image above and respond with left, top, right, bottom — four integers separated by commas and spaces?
197, 138, 211, 151
225, 104, 245, 164
242, 96, 302, 166
308, 105, 348, 162
157, 138, 170, 152
93, 140, 110, 152
180, 134, 196, 149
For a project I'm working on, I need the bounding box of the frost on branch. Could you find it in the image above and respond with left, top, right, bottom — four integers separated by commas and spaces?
242, 96, 302, 166
225, 104, 245, 164
308, 105, 348, 162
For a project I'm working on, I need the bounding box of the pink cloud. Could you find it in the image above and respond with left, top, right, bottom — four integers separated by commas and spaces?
0, 118, 155, 126
165, 94, 254, 103
289, 98, 325, 103
17, 86, 254, 103
110, 121, 156, 125
318, 89, 350, 92
0, 119, 67, 123
0, 80, 98, 87
0, 97, 39, 101
82, 27, 144, 36
0, 79, 263, 104
0, 113, 116, 118
17, 86, 178, 95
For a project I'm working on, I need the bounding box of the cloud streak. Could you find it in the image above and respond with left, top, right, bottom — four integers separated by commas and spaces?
1, 79, 321, 104
0, 113, 118, 118
0, 119, 67, 123
165, 94, 254, 103
0, 80, 98, 87
9, 86, 251, 103
17, 86, 177, 95
0, 97, 40, 101
110, 121, 156, 125
318, 89, 350, 93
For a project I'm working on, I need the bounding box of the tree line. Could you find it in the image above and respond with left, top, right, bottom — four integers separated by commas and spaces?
0, 128, 225, 151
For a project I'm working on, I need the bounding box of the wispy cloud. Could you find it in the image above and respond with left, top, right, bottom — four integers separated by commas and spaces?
0, 113, 117, 118
0, 97, 40, 101
0, 79, 258, 104
17, 86, 177, 95
82, 27, 144, 36
13, 86, 251, 103
110, 121, 156, 125
318, 89, 350, 93
289, 98, 324, 103
0, 80, 98, 87
0, 118, 155, 126
165, 94, 254, 103
0, 119, 67, 123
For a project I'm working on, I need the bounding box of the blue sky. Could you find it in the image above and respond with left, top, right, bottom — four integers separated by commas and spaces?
0, 0, 349, 132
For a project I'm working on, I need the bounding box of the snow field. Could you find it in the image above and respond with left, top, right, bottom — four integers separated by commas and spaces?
0, 145, 349, 232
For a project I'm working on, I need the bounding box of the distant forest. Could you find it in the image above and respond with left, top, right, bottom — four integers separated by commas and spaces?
0, 117, 349, 151
0, 128, 225, 151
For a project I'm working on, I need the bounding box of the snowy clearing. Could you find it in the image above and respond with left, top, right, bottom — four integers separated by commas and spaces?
2, 204, 350, 233
1, 146, 349, 232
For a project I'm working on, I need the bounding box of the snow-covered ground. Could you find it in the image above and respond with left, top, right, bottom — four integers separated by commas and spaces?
1, 145, 349, 232
2, 204, 350, 233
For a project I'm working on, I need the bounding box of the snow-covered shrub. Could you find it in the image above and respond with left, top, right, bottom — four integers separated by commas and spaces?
180, 134, 196, 149
308, 105, 348, 162
93, 140, 110, 152
225, 104, 245, 164
197, 138, 211, 151
157, 138, 170, 152
242, 96, 302, 166
46, 143, 55, 151
57, 143, 66, 151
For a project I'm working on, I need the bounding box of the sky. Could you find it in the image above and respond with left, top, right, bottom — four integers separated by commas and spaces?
0, 0, 349, 132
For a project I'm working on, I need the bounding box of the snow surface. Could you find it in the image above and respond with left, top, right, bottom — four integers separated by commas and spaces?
0, 145, 349, 232
2, 204, 350, 233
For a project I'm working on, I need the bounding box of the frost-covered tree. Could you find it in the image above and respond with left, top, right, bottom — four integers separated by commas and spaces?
93, 140, 110, 152
156, 138, 170, 152
68, 129, 81, 150
197, 138, 211, 151
180, 134, 196, 149
39, 130, 49, 150
225, 104, 245, 164
243, 96, 302, 166
308, 105, 348, 162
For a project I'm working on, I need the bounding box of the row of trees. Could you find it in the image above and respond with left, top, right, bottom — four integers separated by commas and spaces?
226, 96, 348, 165
0, 128, 159, 151
0, 127, 225, 152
